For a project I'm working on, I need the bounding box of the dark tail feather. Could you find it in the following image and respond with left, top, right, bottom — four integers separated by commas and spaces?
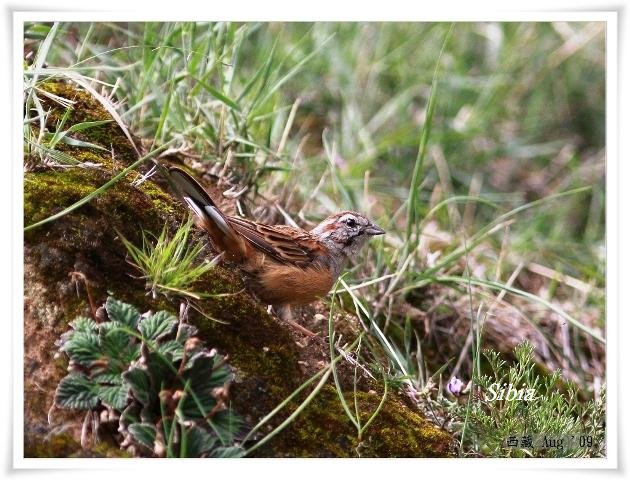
167, 167, 217, 209
163, 166, 247, 261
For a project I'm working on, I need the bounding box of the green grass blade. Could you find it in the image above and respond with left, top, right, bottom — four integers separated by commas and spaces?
435, 275, 605, 344
29, 21, 59, 86
421, 186, 592, 278
328, 285, 360, 431
247, 33, 334, 121
405, 24, 453, 253
24, 135, 186, 231
190, 76, 241, 112
243, 367, 332, 456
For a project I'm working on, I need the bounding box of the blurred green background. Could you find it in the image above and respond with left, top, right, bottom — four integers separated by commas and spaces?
26, 22, 605, 247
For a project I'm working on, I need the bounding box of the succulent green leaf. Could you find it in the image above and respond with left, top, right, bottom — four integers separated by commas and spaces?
105, 297, 140, 328
213, 445, 245, 458
99, 384, 130, 410
127, 423, 157, 450
54, 297, 242, 457
139, 310, 178, 341
122, 344, 141, 365
119, 403, 141, 429
100, 327, 132, 359
182, 425, 218, 457
178, 354, 234, 420
69, 316, 98, 333
187, 353, 232, 387
95, 320, 141, 369
156, 339, 184, 360
144, 350, 178, 387
211, 408, 244, 443
93, 373, 123, 385
55, 374, 100, 409
123, 366, 152, 406
179, 389, 216, 420
60, 331, 102, 365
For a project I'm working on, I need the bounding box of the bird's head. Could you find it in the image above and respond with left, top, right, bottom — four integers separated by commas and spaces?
311, 211, 385, 258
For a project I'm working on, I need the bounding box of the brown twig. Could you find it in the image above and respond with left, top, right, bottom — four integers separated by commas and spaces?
68, 270, 97, 319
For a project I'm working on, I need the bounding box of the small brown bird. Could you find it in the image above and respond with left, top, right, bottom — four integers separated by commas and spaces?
165, 167, 385, 334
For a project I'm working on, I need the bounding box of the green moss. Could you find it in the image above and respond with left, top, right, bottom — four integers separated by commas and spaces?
24, 433, 81, 458
24, 169, 98, 226
253, 386, 454, 458
40, 81, 111, 121
186, 272, 305, 417
36, 81, 138, 161
24, 164, 179, 238
24, 431, 132, 458
89, 441, 133, 458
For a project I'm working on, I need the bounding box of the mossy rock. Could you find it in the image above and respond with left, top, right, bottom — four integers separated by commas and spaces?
23, 81, 455, 458
33, 80, 140, 162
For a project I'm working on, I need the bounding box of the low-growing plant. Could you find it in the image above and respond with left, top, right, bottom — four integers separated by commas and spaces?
120, 218, 215, 299
448, 341, 605, 458
54, 297, 243, 457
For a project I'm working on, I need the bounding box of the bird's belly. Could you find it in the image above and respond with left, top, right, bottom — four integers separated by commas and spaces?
254, 263, 335, 305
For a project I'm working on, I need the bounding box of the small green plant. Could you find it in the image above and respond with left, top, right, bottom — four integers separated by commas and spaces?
120, 218, 214, 299
327, 283, 388, 442
54, 297, 243, 457
451, 341, 605, 458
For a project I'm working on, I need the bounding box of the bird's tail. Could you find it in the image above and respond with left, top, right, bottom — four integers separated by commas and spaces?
163, 166, 248, 261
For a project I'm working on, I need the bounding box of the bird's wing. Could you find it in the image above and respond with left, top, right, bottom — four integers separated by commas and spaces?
227, 217, 321, 265
165, 166, 323, 266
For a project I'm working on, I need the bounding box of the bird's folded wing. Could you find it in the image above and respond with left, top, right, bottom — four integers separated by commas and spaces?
227, 217, 319, 265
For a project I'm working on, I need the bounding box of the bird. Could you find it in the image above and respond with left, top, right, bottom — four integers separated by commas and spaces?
164, 166, 385, 335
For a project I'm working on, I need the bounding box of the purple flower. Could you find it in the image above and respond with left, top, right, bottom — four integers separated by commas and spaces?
333, 154, 347, 168
447, 376, 464, 396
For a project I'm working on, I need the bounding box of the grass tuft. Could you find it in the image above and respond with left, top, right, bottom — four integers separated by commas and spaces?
120, 217, 214, 299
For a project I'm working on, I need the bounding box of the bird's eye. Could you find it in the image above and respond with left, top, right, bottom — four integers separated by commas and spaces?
345, 218, 357, 228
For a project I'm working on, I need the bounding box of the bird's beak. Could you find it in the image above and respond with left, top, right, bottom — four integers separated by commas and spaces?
364, 223, 386, 236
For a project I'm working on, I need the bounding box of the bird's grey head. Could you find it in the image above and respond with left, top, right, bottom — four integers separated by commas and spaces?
311, 211, 385, 259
